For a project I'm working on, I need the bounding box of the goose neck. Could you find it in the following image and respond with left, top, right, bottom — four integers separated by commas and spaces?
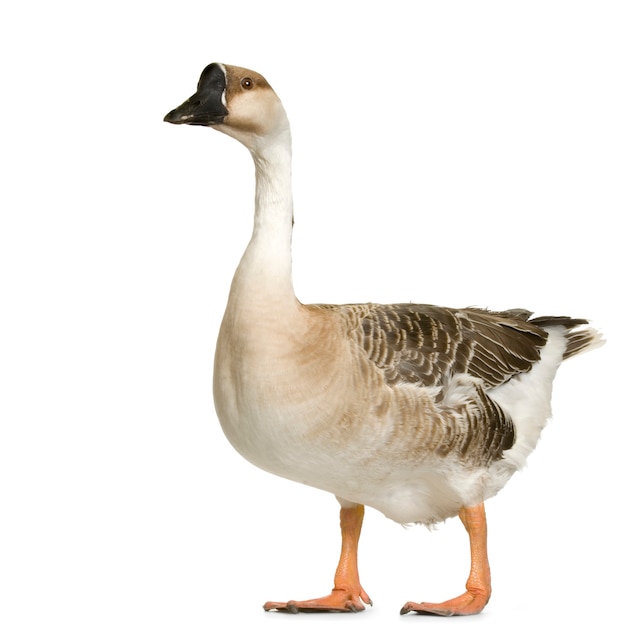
252, 141, 293, 234
233, 139, 296, 302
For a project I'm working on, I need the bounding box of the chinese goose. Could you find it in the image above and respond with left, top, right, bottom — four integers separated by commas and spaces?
164, 63, 604, 616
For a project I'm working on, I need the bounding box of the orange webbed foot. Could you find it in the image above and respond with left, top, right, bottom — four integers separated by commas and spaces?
400, 589, 489, 616
263, 586, 372, 613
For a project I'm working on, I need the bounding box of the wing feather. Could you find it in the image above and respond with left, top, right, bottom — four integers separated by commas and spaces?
357, 304, 548, 389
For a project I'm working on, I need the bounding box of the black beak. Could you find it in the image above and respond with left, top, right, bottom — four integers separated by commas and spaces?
164, 63, 228, 126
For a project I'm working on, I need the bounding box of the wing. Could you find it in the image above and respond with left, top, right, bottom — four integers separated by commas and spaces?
357, 303, 549, 388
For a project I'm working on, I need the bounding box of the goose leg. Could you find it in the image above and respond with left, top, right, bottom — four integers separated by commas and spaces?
400, 502, 491, 616
263, 503, 372, 613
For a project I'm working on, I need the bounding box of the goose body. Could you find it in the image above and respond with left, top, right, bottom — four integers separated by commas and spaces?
165, 63, 604, 615
215, 301, 580, 526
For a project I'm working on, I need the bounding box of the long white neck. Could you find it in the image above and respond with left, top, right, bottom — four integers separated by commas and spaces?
230, 132, 297, 306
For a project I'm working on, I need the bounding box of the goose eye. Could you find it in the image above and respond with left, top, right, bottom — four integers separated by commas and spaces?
241, 77, 253, 90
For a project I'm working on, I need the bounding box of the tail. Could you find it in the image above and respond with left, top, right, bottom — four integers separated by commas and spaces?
530, 316, 605, 360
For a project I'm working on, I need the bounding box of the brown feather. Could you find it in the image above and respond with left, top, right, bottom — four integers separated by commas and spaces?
356, 304, 549, 389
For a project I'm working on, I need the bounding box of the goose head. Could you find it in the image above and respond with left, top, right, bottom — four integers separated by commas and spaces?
164, 63, 290, 153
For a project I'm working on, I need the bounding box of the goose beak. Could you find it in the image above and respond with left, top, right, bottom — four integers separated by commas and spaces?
164, 62, 228, 126
163, 94, 227, 126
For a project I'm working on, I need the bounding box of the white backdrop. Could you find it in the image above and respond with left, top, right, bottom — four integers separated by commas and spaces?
2, 2, 624, 625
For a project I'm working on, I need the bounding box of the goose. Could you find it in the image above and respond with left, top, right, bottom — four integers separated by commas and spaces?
163, 62, 604, 616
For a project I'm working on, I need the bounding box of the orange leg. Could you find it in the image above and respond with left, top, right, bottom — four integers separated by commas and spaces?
263, 503, 372, 613
401, 502, 492, 616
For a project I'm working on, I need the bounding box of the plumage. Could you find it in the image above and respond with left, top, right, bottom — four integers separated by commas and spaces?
164, 62, 604, 616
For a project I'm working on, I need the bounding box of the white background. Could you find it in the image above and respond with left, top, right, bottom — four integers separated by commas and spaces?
1, 1, 624, 625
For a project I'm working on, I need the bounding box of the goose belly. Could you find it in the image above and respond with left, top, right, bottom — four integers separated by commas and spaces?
213, 360, 504, 525
216, 402, 498, 525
